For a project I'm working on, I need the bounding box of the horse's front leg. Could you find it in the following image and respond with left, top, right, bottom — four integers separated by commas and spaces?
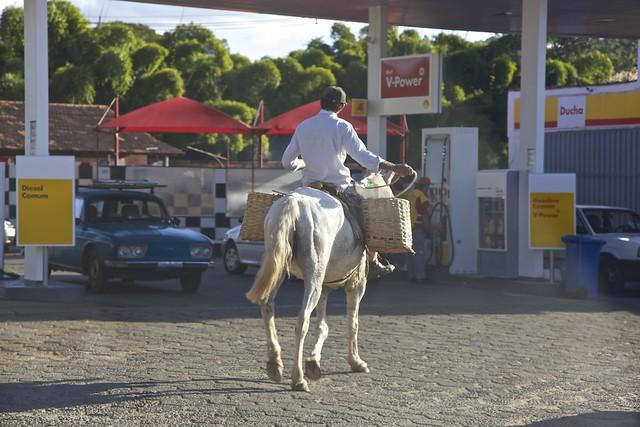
291, 280, 323, 392
346, 278, 370, 373
305, 286, 331, 380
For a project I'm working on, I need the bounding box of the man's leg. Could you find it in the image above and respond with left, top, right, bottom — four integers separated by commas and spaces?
411, 229, 427, 281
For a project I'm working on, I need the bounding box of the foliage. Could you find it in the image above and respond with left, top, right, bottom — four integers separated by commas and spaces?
572, 50, 614, 85
124, 68, 184, 111
50, 63, 95, 104
1, 0, 632, 164
223, 59, 281, 105
94, 22, 140, 54
206, 99, 260, 156
47, 0, 96, 73
131, 43, 168, 78
0, 72, 23, 100
93, 48, 133, 104
0, 6, 24, 71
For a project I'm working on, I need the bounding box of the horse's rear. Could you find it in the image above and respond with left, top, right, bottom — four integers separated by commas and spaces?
246, 187, 370, 392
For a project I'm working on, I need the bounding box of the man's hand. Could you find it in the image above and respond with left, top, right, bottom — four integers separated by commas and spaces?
290, 158, 306, 171
392, 163, 415, 177
379, 160, 415, 177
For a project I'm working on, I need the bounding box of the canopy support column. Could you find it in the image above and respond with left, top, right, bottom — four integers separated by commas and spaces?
366, 3, 387, 157
517, 0, 547, 277
23, 0, 50, 284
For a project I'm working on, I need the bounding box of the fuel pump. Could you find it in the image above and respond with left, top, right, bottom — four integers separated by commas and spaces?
421, 128, 479, 276
423, 135, 454, 268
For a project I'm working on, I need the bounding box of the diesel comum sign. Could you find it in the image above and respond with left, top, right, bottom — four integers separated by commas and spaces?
380, 54, 442, 116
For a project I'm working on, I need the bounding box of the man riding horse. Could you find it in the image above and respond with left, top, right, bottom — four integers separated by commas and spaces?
246, 86, 414, 392
281, 85, 415, 277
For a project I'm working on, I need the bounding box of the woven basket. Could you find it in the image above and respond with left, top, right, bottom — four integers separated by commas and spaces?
239, 192, 283, 241
362, 197, 413, 253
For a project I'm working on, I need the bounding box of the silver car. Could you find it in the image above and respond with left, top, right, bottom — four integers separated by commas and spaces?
221, 225, 264, 274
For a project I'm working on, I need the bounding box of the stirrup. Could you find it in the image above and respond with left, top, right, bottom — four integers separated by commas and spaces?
368, 259, 395, 280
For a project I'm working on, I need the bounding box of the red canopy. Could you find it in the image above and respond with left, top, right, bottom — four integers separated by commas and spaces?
256, 100, 405, 136
98, 96, 252, 134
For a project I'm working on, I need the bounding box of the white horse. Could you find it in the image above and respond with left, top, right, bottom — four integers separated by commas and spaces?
246, 187, 369, 392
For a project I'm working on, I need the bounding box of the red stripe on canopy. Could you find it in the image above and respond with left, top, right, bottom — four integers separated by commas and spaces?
256, 100, 405, 136
98, 96, 252, 134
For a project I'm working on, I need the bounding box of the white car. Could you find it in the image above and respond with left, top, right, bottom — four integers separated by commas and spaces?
4, 219, 15, 247
221, 225, 263, 274
577, 205, 640, 292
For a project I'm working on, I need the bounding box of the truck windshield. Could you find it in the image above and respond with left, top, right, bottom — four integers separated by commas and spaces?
582, 208, 640, 234
85, 196, 169, 223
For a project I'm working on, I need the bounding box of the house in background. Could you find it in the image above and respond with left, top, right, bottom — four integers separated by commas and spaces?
0, 100, 183, 179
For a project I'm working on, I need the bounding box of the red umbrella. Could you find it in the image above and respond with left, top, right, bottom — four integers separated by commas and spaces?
98, 96, 252, 134
256, 100, 405, 136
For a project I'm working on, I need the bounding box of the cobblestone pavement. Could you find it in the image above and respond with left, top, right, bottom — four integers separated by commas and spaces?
0, 256, 639, 426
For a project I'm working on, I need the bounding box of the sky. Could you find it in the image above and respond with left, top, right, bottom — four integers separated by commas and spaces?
1, 0, 495, 61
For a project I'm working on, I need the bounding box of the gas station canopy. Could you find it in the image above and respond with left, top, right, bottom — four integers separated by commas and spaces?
131, 0, 640, 38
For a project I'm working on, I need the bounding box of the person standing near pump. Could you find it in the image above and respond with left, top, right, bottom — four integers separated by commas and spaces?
281, 85, 415, 278
406, 176, 432, 283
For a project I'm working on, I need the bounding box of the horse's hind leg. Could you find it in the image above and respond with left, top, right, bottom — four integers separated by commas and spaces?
305, 286, 331, 380
291, 273, 324, 392
346, 278, 370, 373
259, 281, 284, 382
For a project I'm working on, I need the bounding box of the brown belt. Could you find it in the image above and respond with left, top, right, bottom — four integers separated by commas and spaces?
308, 181, 339, 197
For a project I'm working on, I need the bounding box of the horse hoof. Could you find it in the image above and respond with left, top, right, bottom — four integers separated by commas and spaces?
351, 362, 370, 373
305, 360, 322, 380
291, 380, 309, 392
266, 359, 284, 383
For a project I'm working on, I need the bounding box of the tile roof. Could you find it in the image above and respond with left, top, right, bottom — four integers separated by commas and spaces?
0, 100, 183, 155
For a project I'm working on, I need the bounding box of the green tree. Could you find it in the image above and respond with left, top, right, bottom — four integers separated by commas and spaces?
0, 72, 23, 100
549, 36, 636, 75
209, 99, 256, 155
161, 24, 232, 72
131, 43, 168, 78
94, 22, 140, 54
93, 49, 133, 104
572, 50, 614, 85
50, 63, 95, 104
331, 23, 365, 67
389, 29, 432, 56
432, 33, 472, 55
490, 56, 517, 91
122, 23, 160, 44
224, 59, 281, 106
48, 0, 96, 73
161, 24, 232, 101
0, 6, 24, 75
230, 53, 251, 69
124, 68, 184, 111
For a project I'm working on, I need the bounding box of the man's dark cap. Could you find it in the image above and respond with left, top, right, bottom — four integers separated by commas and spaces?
321, 86, 347, 105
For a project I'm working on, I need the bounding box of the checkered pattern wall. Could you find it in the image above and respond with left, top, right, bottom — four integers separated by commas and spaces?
4, 164, 239, 245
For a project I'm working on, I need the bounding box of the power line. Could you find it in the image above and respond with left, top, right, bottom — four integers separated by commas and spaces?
88, 19, 314, 30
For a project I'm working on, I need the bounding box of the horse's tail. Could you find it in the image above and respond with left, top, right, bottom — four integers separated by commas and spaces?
246, 196, 299, 305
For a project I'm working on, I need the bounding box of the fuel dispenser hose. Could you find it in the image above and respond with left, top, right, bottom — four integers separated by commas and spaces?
427, 201, 455, 268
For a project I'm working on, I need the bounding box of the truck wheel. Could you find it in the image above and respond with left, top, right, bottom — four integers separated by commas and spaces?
180, 272, 201, 293
87, 251, 107, 293
599, 258, 625, 294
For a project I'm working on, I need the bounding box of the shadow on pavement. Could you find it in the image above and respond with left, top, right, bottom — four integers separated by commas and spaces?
519, 411, 640, 426
0, 257, 638, 322
0, 377, 289, 412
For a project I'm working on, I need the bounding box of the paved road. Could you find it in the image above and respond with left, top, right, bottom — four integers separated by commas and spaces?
0, 256, 639, 426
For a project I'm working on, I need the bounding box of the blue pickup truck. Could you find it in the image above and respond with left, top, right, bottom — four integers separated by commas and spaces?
49, 182, 214, 293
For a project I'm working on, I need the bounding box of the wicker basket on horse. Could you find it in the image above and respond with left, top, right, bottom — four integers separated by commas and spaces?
362, 197, 414, 253
239, 192, 283, 241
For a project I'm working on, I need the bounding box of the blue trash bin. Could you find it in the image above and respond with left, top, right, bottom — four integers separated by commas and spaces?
561, 235, 606, 298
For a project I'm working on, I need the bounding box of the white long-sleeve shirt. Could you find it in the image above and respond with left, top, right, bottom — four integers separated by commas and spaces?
281, 109, 383, 189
